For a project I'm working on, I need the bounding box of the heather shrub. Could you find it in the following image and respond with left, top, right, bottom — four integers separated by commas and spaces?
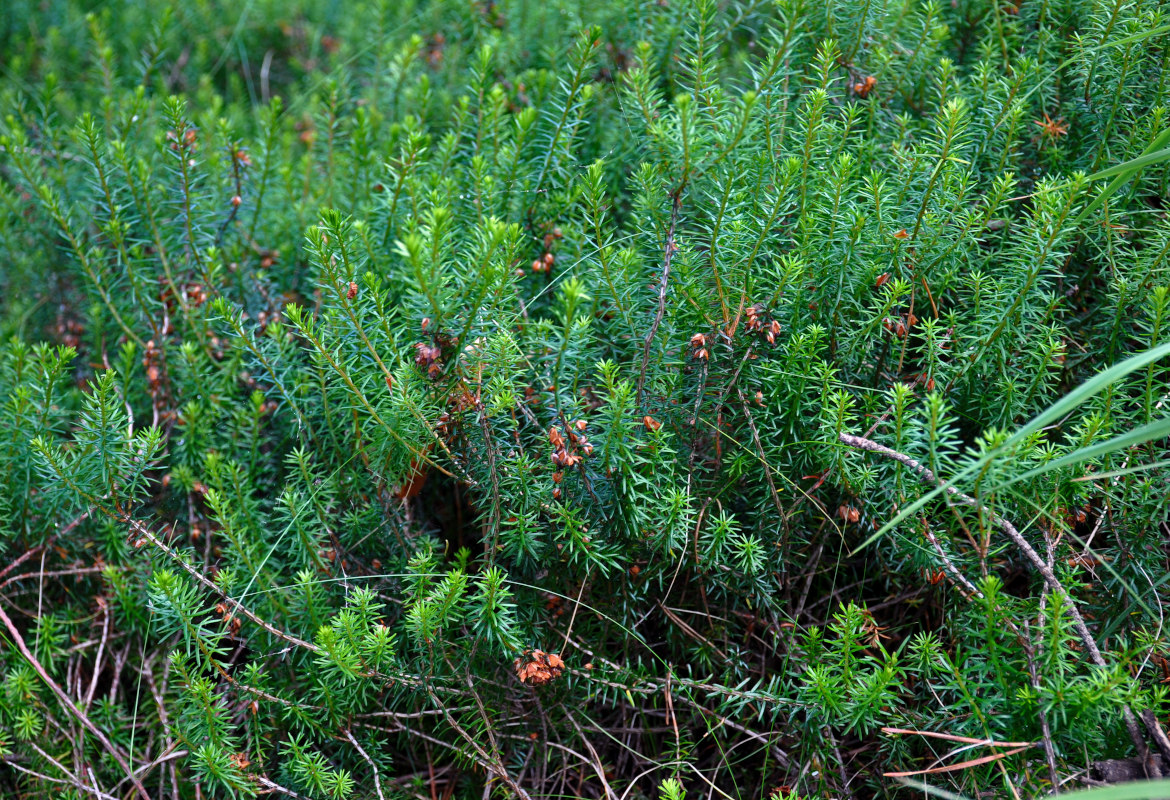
1, 1, 1169, 798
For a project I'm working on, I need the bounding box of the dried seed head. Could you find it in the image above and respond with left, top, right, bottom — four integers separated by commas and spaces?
414, 342, 442, 366
838, 505, 860, 524
514, 648, 566, 685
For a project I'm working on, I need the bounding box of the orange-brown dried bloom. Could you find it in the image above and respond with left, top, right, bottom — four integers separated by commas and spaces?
1035, 112, 1069, 140
514, 649, 566, 686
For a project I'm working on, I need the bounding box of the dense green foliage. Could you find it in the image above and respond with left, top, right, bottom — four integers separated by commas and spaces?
1, 0, 1169, 798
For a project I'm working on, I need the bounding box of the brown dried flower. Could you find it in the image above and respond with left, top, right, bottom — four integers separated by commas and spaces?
514, 649, 566, 686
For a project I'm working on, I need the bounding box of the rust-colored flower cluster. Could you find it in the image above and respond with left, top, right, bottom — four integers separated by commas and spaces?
1035, 112, 1069, 141
54, 313, 85, 349
882, 312, 917, 339
141, 339, 174, 421
414, 342, 443, 377
531, 227, 563, 273
853, 75, 877, 97
426, 32, 446, 68
513, 648, 566, 686
214, 601, 243, 636
166, 126, 199, 168
549, 420, 593, 468
166, 127, 197, 152
549, 421, 592, 499
745, 303, 782, 344
690, 332, 709, 360
908, 372, 936, 392
184, 282, 207, 307
414, 321, 452, 380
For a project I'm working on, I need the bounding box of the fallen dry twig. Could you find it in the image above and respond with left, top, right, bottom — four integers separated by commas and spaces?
840, 432, 1169, 771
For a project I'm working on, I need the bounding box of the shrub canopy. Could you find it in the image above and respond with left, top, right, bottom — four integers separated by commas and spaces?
1, 1, 1169, 798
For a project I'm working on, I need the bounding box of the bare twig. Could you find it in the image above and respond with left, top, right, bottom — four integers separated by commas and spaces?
83, 597, 111, 711
659, 602, 729, 662
0, 755, 118, 800
1024, 624, 1062, 792
424, 687, 533, 800
688, 703, 790, 768
885, 745, 1033, 777
127, 520, 319, 653
344, 729, 386, 800
255, 775, 314, 798
920, 518, 984, 601
0, 542, 51, 585
1140, 710, 1170, 763
736, 388, 785, 520
637, 191, 682, 402
839, 432, 1155, 764
0, 565, 108, 593
1031, 532, 1063, 793
562, 713, 618, 800
881, 728, 1034, 747
112, 745, 188, 792
0, 602, 152, 800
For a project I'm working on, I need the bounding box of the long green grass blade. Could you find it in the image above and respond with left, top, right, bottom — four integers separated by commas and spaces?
852, 341, 1170, 554
1071, 127, 1170, 229
992, 416, 1170, 492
